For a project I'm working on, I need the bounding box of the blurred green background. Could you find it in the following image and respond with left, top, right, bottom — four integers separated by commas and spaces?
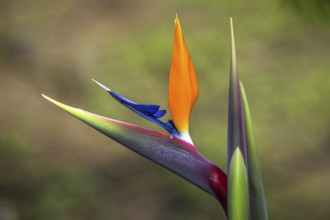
1, 0, 329, 219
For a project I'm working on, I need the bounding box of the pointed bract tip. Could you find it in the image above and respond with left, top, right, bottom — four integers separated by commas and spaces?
239, 81, 244, 88
230, 17, 236, 65
41, 93, 53, 102
230, 18, 235, 40
42, 94, 75, 112
92, 79, 111, 92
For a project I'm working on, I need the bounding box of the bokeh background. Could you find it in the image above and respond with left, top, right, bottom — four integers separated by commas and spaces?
1, 0, 330, 219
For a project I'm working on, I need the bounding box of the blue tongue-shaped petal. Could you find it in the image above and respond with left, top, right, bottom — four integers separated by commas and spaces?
109, 91, 164, 117
92, 79, 178, 136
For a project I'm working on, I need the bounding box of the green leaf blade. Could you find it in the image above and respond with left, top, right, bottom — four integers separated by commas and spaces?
227, 17, 247, 168
240, 83, 268, 220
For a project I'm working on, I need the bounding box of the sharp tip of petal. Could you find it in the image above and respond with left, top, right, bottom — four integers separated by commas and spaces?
92, 78, 111, 92
174, 14, 181, 27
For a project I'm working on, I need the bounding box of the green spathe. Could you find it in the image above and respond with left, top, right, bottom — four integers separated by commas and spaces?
41, 94, 228, 212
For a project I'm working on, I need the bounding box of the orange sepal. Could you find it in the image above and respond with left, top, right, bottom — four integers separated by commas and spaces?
168, 16, 199, 134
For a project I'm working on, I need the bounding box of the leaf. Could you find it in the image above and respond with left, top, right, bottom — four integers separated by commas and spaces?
228, 147, 249, 220
227, 17, 247, 168
240, 82, 268, 220
42, 94, 228, 213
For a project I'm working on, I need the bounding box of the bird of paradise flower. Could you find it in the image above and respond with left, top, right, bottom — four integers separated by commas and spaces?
43, 16, 268, 220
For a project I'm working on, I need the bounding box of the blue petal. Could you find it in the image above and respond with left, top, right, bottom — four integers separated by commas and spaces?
153, 109, 166, 118
135, 104, 160, 115
109, 91, 164, 117
93, 79, 179, 136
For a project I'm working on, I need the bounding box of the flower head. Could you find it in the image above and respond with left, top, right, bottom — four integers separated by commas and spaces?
42, 16, 228, 215
91, 17, 198, 145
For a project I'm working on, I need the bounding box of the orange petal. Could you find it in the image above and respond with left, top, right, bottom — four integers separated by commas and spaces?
168, 16, 199, 134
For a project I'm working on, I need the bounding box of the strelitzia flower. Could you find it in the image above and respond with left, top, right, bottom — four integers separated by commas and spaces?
43, 16, 228, 214
43, 16, 268, 219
